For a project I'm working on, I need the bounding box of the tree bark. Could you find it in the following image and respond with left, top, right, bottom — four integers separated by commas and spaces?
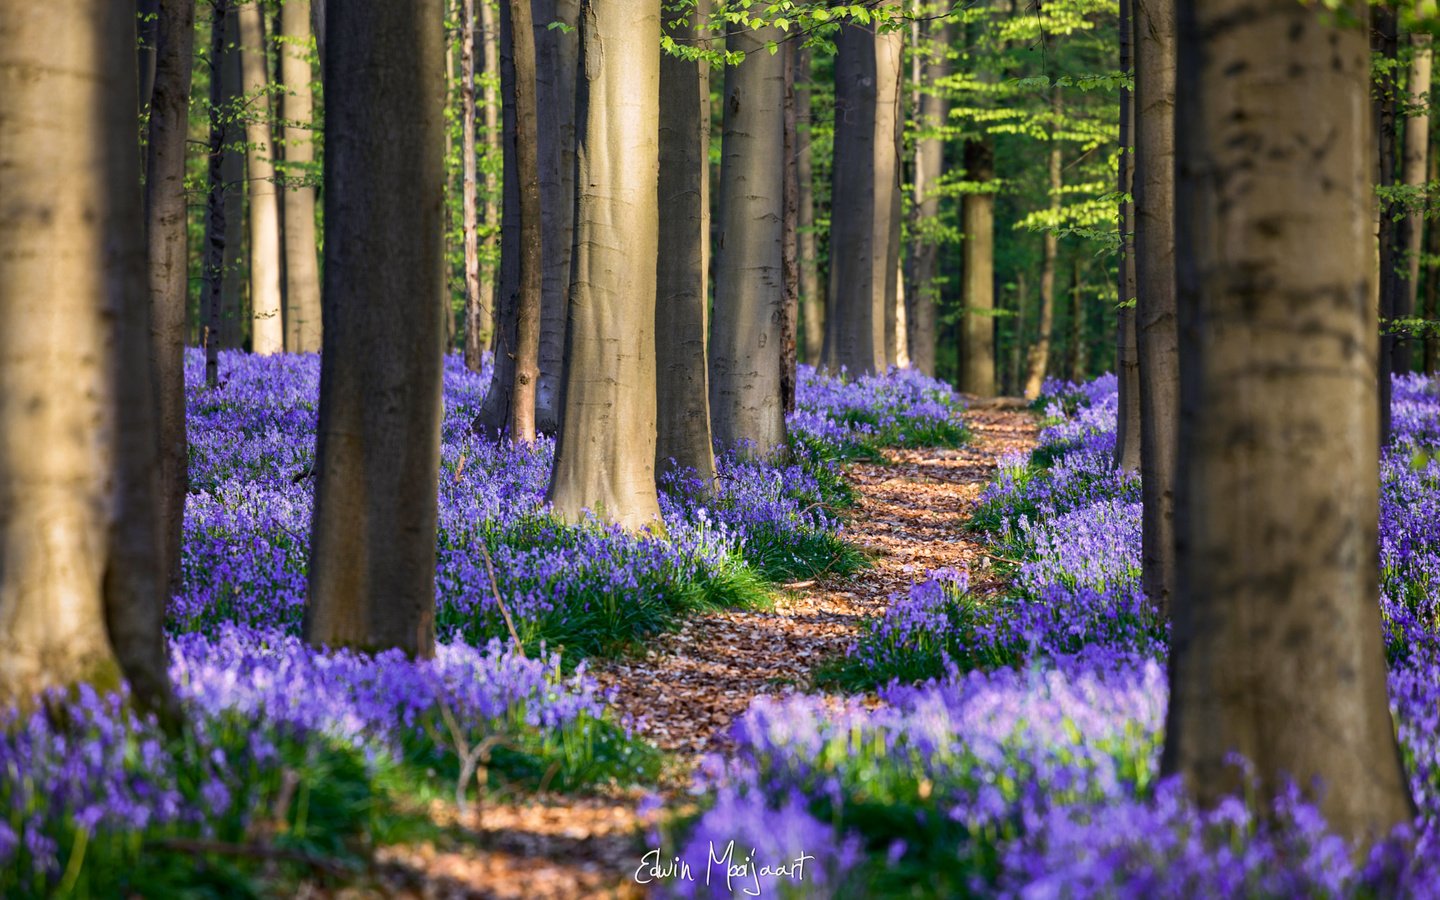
219, 9, 246, 351
0, 0, 170, 709
796, 47, 822, 364
1405, 35, 1431, 337
1023, 88, 1062, 400
144, 0, 195, 606
1114, 0, 1141, 471
462, 0, 486, 372
711, 25, 787, 455
962, 138, 996, 396
534, 0, 580, 433
880, 20, 903, 370
908, 18, 949, 377
204, 2, 234, 388
820, 20, 894, 376
1163, 0, 1415, 843
239, 1, 284, 355
1377, 6, 1404, 414
1429, 144, 1440, 373
782, 41, 801, 410
1009, 270, 1026, 394
655, 0, 718, 482
546, 0, 663, 530
481, 0, 500, 354
280, 0, 322, 352
306, 0, 445, 657
1135, 0, 1179, 616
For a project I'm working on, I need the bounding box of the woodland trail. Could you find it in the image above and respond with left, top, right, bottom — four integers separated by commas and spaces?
364, 405, 1039, 900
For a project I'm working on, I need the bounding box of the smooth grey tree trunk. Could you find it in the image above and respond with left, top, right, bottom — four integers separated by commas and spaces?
962, 138, 996, 396
796, 47, 822, 364
782, 41, 801, 410
534, 0, 580, 433
908, 18, 949, 377
547, 0, 664, 531
0, 0, 170, 710
1134, 0, 1179, 616
203, 2, 234, 387
1023, 90, 1062, 400
655, 0, 717, 482
280, 0, 322, 353
462, 0, 486, 372
481, 0, 500, 354
145, 0, 195, 604
1113, 0, 1141, 471
1404, 35, 1432, 367
711, 25, 787, 455
239, 1, 284, 355
879, 20, 903, 370
1163, 0, 1415, 843
306, 0, 445, 657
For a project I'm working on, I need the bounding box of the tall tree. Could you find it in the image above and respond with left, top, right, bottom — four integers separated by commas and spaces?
462, 0, 486, 372
218, 8, 248, 352
481, 0, 501, 355
279, 0, 322, 352
547, 0, 664, 530
1134, 0, 1179, 615
1023, 87, 1063, 399
880, 21, 904, 370
782, 41, 802, 411
1405, 34, 1432, 371
711, 25, 787, 454
534, 0, 580, 433
146, 0, 195, 602
655, 0, 718, 482
239, 1, 285, 354
1113, 0, 1141, 471
1163, 0, 1415, 842
962, 137, 997, 395
305, 0, 445, 657
908, 15, 950, 377
821, 18, 898, 377
796, 47, 823, 363
1376, 4, 1403, 435
1, 0, 171, 710
203, 1, 235, 388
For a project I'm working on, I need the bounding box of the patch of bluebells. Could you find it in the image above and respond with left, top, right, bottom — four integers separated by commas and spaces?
670, 373, 1440, 895
788, 363, 968, 457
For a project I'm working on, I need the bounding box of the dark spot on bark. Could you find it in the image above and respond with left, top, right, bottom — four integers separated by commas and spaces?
1224, 60, 1247, 77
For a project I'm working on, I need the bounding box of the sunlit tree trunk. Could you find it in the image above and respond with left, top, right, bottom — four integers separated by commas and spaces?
879, 20, 903, 369
145, 0, 195, 603
306, 0, 445, 657
461, 0, 486, 372
239, 1, 284, 354
534, 0, 579, 433
1023, 88, 1062, 399
908, 17, 949, 376
547, 0, 663, 530
711, 24, 787, 454
1405, 35, 1431, 345
1135, 0, 1178, 615
655, 0, 717, 481
796, 47, 822, 363
0, 0, 171, 710
1114, 0, 1141, 471
280, 0, 322, 352
962, 138, 996, 396
481, 0, 500, 352
1163, 0, 1415, 843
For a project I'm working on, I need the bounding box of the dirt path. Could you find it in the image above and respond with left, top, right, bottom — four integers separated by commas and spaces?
366, 406, 1038, 899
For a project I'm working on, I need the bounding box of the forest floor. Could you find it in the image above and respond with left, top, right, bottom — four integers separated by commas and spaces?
351, 405, 1038, 900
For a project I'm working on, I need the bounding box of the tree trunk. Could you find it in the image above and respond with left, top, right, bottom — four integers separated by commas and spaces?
1114, 0, 1141, 471
306, 0, 445, 657
962, 138, 996, 395
782, 41, 801, 410
1009, 271, 1026, 394
1405, 35, 1431, 331
0, 0, 170, 709
655, 0, 718, 481
534, 0, 580, 433
462, 0, 486, 372
796, 47, 822, 364
1377, 6, 1405, 409
1135, 0, 1179, 616
546, 0, 663, 531
1428, 145, 1439, 373
1068, 258, 1085, 381
880, 20, 903, 370
908, 19, 949, 376
1023, 89, 1062, 400
481, 0, 500, 354
144, 0, 195, 606
1163, 0, 1415, 842
204, 2, 234, 388
218, 8, 246, 351
280, 0, 322, 352
711, 25, 787, 455
820, 19, 892, 376
239, 1, 284, 355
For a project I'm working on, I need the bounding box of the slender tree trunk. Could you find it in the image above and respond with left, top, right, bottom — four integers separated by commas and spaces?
239, 1, 284, 354
782, 42, 801, 410
655, 0, 718, 481
1164, 0, 1415, 842
1429, 146, 1440, 373
962, 138, 996, 395
909, 18, 949, 376
0, 0, 170, 709
1134, 0, 1179, 616
1023, 89, 1063, 399
796, 47, 822, 364
879, 19, 903, 369
204, 2, 233, 388
305, 0, 445, 657
1377, 6, 1406, 400
711, 25, 787, 454
1405, 35, 1432, 328
280, 0, 322, 352
1009, 271, 1026, 394
1068, 258, 1084, 381
1114, 0, 1141, 471
481, 0, 500, 353
144, 0, 195, 605
218, 9, 246, 351
547, 0, 663, 530
534, 0, 580, 433
462, 0, 485, 372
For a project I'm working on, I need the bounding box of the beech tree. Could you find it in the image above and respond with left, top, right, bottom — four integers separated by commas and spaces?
305, 0, 445, 656
656, 0, 718, 482
796, 47, 823, 364
1163, 0, 1415, 843
1113, 0, 1141, 471
202, 0, 235, 388
1023, 88, 1063, 400
279, 0, 322, 353
239, 1, 284, 355
0, 0, 170, 710
1404, 33, 1432, 361
711, 24, 787, 454
547, 0, 664, 530
907, 15, 950, 377
962, 137, 997, 396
